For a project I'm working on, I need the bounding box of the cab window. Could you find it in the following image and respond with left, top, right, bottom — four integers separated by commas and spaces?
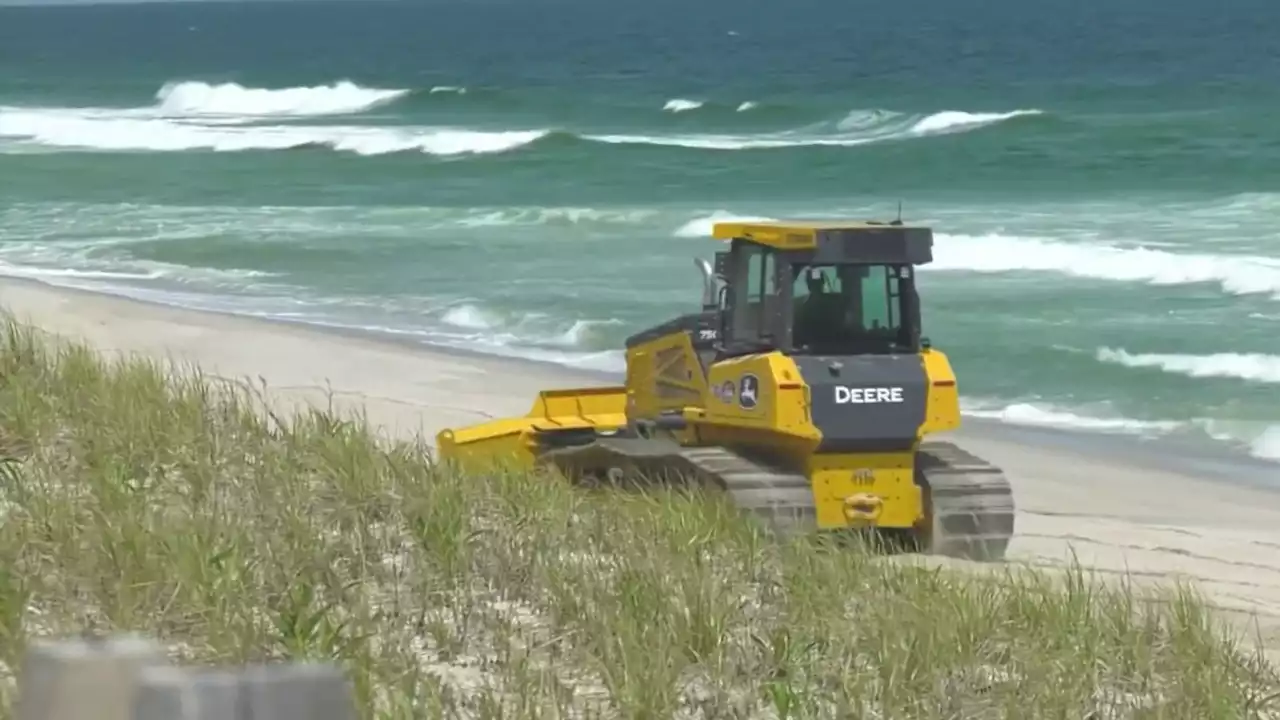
791, 264, 910, 353
734, 244, 778, 344
859, 265, 898, 332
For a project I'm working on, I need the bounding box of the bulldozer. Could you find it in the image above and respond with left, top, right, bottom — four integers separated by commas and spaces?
435, 219, 1016, 561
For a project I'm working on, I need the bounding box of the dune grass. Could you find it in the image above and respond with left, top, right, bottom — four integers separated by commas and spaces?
0, 315, 1276, 719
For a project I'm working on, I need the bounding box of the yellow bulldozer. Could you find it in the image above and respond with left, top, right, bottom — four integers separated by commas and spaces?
435, 219, 1015, 561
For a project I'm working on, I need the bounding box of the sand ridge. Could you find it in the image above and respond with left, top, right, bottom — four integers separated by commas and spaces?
2, 278, 1278, 661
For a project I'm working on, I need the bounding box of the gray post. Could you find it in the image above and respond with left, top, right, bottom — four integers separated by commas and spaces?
13, 634, 169, 720
238, 663, 357, 720
13, 634, 357, 720
133, 663, 357, 720
131, 667, 242, 720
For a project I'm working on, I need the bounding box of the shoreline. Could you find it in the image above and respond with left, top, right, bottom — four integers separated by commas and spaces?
3, 274, 1275, 482
3, 273, 1280, 659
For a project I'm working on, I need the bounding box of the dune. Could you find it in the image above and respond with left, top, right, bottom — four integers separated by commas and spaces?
2, 276, 1278, 670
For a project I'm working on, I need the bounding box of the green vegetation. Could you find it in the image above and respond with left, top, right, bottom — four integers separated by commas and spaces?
0, 315, 1275, 719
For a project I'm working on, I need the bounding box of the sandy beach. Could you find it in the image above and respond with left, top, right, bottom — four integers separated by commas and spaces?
3, 277, 1280, 660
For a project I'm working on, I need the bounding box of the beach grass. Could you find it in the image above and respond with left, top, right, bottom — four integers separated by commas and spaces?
0, 314, 1276, 719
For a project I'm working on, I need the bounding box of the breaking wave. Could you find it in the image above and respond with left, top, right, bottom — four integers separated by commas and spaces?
663, 98, 704, 113
660, 98, 759, 113
1096, 348, 1280, 383
672, 212, 1280, 298
930, 233, 1280, 298
153, 80, 409, 118
961, 400, 1183, 435
0, 79, 546, 155
1253, 426, 1280, 460
964, 400, 1280, 463
438, 302, 623, 349
0, 89, 1042, 155
321, 301, 627, 373
587, 108, 1042, 150
0, 109, 548, 155
672, 210, 778, 237
2, 196, 1275, 463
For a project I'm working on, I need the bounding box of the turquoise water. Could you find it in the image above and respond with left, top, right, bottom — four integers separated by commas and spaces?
1, 0, 1278, 463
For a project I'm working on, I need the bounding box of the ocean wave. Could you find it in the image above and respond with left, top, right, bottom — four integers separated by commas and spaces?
963, 400, 1279, 462
0, 80, 415, 127
1253, 426, 1280, 460
961, 399, 1183, 435
1199, 420, 1280, 463
0, 109, 548, 155
449, 206, 659, 228
2, 202, 662, 242
911, 110, 1039, 134
439, 302, 623, 348
659, 98, 759, 113
0, 211, 1273, 463
930, 233, 1280, 298
368, 301, 627, 372
1096, 347, 1280, 383
0, 240, 629, 372
672, 210, 778, 237
153, 80, 409, 118
0, 254, 273, 289
670, 211, 1280, 299
663, 98, 704, 113
0, 100, 1041, 155
587, 108, 1042, 150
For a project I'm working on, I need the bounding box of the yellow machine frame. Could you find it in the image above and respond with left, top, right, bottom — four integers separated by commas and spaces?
436, 219, 1015, 561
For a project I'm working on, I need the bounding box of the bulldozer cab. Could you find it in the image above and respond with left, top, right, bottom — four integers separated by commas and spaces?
703, 220, 932, 358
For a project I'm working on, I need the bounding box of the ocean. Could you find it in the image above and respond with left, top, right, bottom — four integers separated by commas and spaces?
1, 0, 1278, 464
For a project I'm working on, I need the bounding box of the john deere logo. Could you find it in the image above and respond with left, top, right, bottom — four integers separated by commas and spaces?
738, 374, 759, 409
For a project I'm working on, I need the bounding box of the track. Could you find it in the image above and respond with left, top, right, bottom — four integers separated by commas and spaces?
537, 436, 814, 531
917, 440, 1017, 562
538, 435, 1015, 562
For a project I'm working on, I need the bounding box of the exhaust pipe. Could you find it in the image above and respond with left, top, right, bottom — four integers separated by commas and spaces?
694, 257, 717, 309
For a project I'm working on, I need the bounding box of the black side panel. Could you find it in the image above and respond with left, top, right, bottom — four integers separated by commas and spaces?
791, 355, 928, 452
624, 311, 722, 374
624, 311, 721, 349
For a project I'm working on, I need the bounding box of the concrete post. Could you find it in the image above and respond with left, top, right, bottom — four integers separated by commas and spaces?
12, 635, 357, 720
133, 663, 357, 720
13, 634, 169, 720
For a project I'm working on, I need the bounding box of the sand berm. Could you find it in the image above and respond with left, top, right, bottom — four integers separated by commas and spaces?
0, 277, 1278, 719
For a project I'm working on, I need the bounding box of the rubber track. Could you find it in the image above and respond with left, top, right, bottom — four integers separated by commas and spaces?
676, 445, 816, 534
539, 438, 815, 534
539, 437, 1015, 562
917, 440, 1016, 562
